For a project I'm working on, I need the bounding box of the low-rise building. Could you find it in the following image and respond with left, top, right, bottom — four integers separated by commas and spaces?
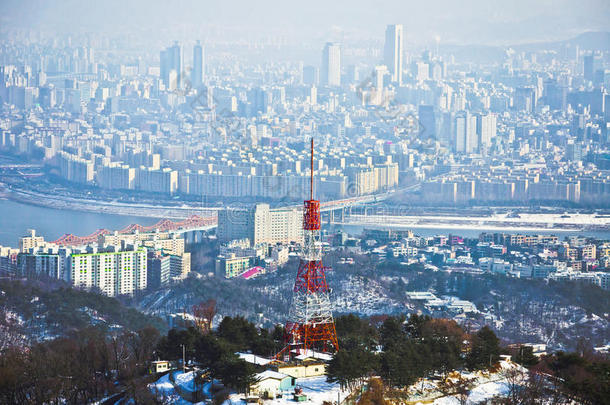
250, 370, 296, 399
216, 253, 251, 278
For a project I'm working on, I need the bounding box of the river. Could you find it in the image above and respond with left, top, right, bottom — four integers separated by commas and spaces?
1, 198, 608, 248
0, 198, 161, 247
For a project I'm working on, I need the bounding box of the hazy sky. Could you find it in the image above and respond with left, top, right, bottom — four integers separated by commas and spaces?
1, 0, 609, 46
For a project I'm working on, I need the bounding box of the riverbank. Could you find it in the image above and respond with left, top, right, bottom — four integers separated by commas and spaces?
340, 212, 610, 235
1, 183, 209, 220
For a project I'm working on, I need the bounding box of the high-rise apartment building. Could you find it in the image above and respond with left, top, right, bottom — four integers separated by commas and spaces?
69, 247, 147, 297
147, 251, 170, 289
19, 229, 46, 252
217, 203, 302, 245
57, 151, 94, 184
96, 163, 136, 190
384, 24, 403, 85
476, 112, 497, 149
321, 42, 341, 87
455, 111, 478, 153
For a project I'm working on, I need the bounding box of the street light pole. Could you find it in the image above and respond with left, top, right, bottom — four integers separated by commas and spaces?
182, 344, 186, 373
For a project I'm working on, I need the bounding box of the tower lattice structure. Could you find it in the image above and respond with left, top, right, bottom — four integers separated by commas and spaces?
279, 138, 339, 358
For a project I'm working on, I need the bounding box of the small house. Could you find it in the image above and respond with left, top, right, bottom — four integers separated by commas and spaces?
150, 360, 170, 374
276, 360, 326, 378
250, 370, 296, 399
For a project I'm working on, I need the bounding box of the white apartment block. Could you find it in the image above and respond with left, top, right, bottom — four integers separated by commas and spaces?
69, 247, 147, 296
218, 203, 303, 245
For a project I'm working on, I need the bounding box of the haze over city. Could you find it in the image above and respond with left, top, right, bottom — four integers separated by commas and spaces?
0, 1, 609, 404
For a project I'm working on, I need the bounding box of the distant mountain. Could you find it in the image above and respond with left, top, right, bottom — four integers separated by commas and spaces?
512, 31, 610, 52
0, 278, 167, 349
439, 31, 610, 63
563, 31, 610, 51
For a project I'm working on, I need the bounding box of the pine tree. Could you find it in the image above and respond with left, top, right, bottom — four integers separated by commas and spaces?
467, 326, 500, 369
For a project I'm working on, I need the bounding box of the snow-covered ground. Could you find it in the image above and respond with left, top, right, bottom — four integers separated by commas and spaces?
152, 362, 526, 405
411, 360, 526, 405
149, 372, 205, 405
430, 380, 509, 404
334, 275, 402, 315
174, 371, 197, 393
225, 376, 349, 405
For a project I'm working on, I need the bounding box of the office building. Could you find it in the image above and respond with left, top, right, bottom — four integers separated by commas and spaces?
303, 65, 319, 85
418, 105, 436, 140
192, 40, 204, 87
373, 65, 388, 105
384, 24, 403, 85
321, 42, 341, 87
160, 41, 182, 88
583, 54, 595, 81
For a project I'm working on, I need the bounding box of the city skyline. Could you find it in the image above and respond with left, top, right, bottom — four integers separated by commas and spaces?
0, 2, 609, 404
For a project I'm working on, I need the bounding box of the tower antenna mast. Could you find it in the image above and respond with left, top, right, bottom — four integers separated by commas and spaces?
276, 136, 339, 360
310, 137, 314, 200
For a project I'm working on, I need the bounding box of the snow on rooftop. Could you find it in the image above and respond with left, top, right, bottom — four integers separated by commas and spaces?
237, 352, 272, 366
256, 370, 291, 381
292, 349, 333, 361
406, 291, 438, 300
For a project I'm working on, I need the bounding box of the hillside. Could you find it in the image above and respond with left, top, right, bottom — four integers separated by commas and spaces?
136, 253, 609, 352
0, 278, 166, 349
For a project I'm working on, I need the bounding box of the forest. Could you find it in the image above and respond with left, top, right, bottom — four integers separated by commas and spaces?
0, 311, 607, 404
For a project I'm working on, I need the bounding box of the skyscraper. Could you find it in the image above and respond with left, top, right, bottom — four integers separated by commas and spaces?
169, 42, 181, 88
321, 42, 341, 87
418, 105, 436, 139
160, 42, 182, 88
160, 49, 169, 87
303, 65, 319, 85
372, 65, 388, 105
384, 24, 403, 85
455, 111, 477, 153
583, 54, 594, 81
192, 40, 204, 88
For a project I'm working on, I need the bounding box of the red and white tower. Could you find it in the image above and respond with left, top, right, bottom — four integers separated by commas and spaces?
279, 138, 339, 357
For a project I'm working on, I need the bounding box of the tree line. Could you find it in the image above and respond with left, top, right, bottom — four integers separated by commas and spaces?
0, 314, 280, 404
1, 311, 607, 404
328, 314, 609, 405
327, 314, 500, 390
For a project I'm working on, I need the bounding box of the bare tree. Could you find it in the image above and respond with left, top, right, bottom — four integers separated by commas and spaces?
438, 375, 475, 405
193, 299, 216, 334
